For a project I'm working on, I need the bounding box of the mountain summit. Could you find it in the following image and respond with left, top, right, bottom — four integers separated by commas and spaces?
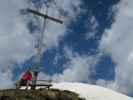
0, 82, 132, 100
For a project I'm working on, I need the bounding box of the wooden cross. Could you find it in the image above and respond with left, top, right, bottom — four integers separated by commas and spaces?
27, 8, 63, 89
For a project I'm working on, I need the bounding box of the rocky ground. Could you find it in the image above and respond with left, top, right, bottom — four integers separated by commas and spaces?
0, 88, 85, 100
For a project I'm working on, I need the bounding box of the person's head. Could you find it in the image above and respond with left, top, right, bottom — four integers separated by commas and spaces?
28, 67, 32, 71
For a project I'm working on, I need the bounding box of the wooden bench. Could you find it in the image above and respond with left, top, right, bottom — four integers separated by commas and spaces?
29, 84, 52, 89
15, 80, 52, 90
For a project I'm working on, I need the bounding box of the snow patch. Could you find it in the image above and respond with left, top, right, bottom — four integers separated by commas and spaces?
52, 82, 133, 100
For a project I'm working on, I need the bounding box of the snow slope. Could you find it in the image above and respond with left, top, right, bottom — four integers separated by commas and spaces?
52, 82, 133, 100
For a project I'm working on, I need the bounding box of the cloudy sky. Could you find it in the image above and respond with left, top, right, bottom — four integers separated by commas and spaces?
0, 0, 133, 97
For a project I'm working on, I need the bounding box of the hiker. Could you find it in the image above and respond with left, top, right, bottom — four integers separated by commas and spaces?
16, 69, 32, 89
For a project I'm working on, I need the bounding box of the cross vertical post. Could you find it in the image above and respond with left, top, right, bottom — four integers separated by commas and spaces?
27, 8, 63, 89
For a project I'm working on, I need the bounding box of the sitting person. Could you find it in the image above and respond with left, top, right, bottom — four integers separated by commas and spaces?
16, 69, 32, 89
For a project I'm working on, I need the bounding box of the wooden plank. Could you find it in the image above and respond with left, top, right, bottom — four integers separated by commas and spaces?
37, 80, 52, 82
27, 8, 63, 24
18, 84, 52, 87
29, 84, 52, 90
29, 84, 52, 86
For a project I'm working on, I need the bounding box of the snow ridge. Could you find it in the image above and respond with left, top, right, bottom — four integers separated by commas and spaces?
52, 82, 133, 100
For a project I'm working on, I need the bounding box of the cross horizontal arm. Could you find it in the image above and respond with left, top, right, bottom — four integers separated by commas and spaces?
27, 8, 63, 24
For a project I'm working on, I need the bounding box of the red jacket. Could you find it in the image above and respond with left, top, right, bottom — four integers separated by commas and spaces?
21, 71, 32, 81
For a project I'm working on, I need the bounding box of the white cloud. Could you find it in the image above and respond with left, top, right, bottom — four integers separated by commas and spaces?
86, 16, 99, 40
38, 72, 51, 80
53, 53, 62, 65
52, 46, 98, 82
99, 0, 133, 95
0, 0, 35, 88
96, 79, 119, 91
0, 72, 14, 89
51, 0, 82, 20
29, 0, 83, 49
